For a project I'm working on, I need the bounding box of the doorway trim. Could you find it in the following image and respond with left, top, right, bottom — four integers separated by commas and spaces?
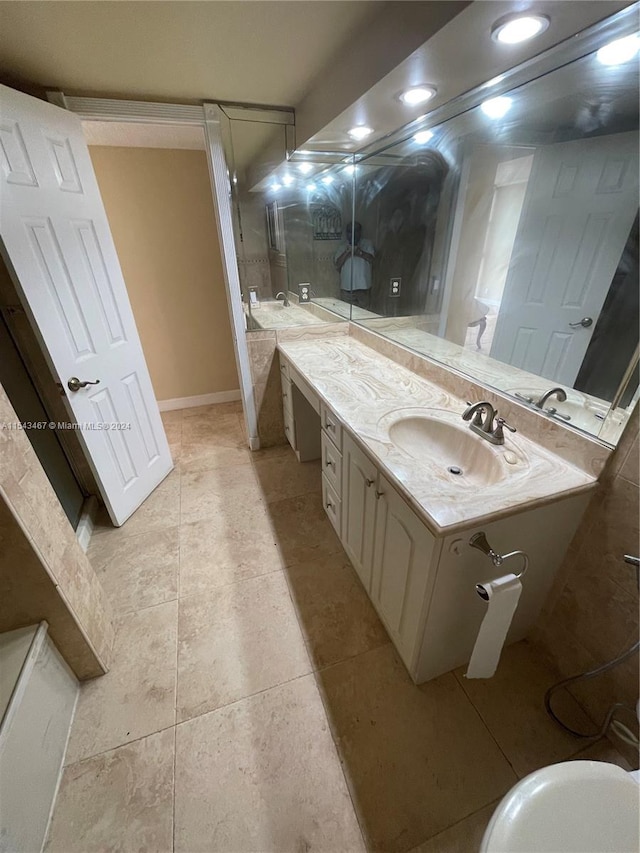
48, 92, 292, 451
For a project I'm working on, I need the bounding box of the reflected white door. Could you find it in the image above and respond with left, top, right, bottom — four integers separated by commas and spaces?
491, 132, 639, 385
0, 85, 172, 525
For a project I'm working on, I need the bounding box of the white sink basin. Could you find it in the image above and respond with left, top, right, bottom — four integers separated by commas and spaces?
386, 410, 523, 486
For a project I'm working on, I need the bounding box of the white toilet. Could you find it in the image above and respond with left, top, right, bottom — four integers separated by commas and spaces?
480, 760, 640, 853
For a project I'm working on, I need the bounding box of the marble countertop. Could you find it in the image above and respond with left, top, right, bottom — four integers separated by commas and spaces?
278, 335, 597, 536
356, 319, 630, 443
245, 301, 325, 330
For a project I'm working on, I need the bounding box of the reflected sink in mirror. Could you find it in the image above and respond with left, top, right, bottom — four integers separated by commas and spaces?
383, 409, 527, 487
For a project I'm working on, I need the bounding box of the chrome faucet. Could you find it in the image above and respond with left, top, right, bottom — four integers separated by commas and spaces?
275, 291, 290, 307
534, 387, 566, 409
462, 401, 516, 446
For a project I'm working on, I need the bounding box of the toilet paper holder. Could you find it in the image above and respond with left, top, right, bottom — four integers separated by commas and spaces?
469, 532, 529, 600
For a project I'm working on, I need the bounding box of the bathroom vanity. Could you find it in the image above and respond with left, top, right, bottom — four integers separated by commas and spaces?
278, 335, 595, 683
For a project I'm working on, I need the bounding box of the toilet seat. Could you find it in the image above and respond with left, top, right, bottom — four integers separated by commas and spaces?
480, 760, 640, 853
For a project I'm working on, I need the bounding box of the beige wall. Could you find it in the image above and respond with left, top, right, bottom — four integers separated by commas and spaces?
0, 384, 114, 679
533, 406, 639, 763
89, 146, 238, 402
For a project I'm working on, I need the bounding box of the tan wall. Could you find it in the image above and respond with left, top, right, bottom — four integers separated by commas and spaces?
89, 146, 238, 402
0, 384, 114, 678
533, 406, 639, 763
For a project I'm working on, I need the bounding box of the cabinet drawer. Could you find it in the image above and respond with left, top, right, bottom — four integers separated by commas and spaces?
283, 404, 296, 450
320, 403, 342, 451
322, 474, 342, 537
281, 373, 292, 412
321, 431, 342, 495
279, 356, 290, 380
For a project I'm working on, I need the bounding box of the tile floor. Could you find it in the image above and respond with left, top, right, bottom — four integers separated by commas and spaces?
45, 402, 632, 853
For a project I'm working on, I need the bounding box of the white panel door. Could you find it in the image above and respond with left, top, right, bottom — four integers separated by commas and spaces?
371, 474, 437, 668
491, 132, 639, 385
0, 85, 172, 525
342, 434, 377, 591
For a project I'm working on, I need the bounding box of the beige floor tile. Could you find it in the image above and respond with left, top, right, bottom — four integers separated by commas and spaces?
161, 409, 183, 426
408, 802, 498, 853
266, 491, 344, 566
569, 739, 635, 770
455, 640, 595, 778
162, 421, 182, 445
285, 551, 390, 669
182, 400, 243, 418
252, 448, 322, 503
66, 601, 177, 763
181, 411, 245, 447
250, 443, 292, 461
45, 728, 174, 853
177, 571, 311, 722
317, 644, 516, 852
92, 469, 181, 540
175, 675, 365, 853
88, 527, 179, 615
180, 464, 264, 525
181, 440, 252, 474
179, 508, 284, 598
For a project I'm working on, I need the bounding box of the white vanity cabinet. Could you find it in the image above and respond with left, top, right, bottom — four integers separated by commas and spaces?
279, 359, 296, 451
342, 434, 378, 590
371, 473, 439, 669
337, 430, 588, 684
277, 352, 590, 685
342, 433, 439, 670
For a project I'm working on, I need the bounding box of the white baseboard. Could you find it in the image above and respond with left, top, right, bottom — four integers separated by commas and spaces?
157, 390, 242, 412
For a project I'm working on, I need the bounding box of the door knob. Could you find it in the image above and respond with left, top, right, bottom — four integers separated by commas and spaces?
67, 377, 100, 392
569, 317, 593, 328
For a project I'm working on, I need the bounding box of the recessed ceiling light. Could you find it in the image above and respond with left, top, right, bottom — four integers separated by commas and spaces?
321, 174, 334, 185
399, 86, 437, 106
413, 130, 434, 144
297, 162, 313, 174
597, 33, 640, 66
306, 183, 317, 192
347, 126, 374, 141
282, 174, 294, 186
491, 13, 550, 45
481, 96, 512, 119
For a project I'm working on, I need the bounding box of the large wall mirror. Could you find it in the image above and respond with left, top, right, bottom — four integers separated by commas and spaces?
350, 22, 639, 444
223, 107, 354, 331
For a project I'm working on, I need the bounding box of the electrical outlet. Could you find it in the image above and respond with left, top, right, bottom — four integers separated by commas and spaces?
298, 283, 311, 302
390, 277, 401, 297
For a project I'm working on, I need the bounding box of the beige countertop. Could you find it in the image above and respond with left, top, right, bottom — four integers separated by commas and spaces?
277, 335, 597, 536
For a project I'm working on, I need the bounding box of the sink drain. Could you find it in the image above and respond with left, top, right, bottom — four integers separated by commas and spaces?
448, 466, 463, 476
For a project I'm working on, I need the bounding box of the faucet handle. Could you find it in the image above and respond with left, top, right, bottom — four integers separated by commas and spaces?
493, 417, 516, 443
463, 401, 486, 427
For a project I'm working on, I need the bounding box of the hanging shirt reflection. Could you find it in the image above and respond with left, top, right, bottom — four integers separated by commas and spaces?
334, 221, 375, 310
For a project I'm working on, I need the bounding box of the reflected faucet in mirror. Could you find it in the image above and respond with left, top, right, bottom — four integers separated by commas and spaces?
534, 388, 567, 409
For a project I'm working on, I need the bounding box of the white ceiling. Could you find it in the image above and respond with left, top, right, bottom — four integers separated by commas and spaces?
0, 1, 381, 105
82, 121, 205, 150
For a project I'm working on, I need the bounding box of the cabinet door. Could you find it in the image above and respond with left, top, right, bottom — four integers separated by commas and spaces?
371, 474, 437, 670
342, 434, 378, 591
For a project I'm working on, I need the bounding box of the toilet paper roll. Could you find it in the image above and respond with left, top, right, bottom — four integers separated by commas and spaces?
465, 573, 522, 679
